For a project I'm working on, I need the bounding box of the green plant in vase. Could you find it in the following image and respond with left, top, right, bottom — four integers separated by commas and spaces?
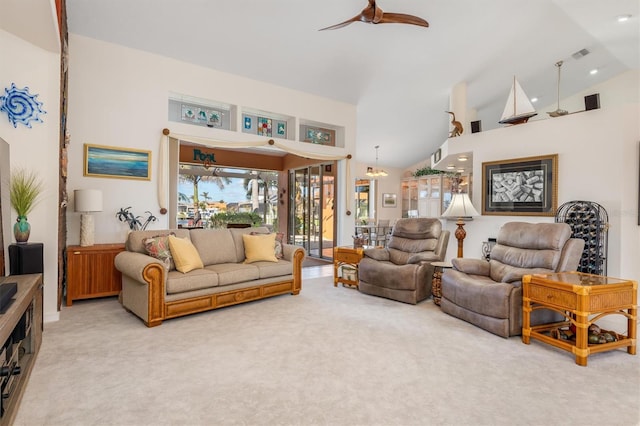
9, 168, 44, 243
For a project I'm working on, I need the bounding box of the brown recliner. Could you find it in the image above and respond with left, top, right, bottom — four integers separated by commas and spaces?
440, 222, 585, 338
358, 218, 449, 304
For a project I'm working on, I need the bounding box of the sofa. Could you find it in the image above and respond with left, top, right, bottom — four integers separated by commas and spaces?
358, 218, 449, 304
440, 222, 585, 337
114, 227, 305, 327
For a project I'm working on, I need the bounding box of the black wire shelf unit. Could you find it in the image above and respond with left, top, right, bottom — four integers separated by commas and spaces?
555, 200, 609, 276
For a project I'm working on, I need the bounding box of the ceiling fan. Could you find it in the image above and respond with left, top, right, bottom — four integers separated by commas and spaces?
319, 0, 429, 31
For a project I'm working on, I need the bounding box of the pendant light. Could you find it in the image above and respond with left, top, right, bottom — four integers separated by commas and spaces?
547, 61, 568, 117
366, 145, 388, 177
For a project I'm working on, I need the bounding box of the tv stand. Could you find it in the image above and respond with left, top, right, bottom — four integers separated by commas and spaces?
0, 274, 43, 425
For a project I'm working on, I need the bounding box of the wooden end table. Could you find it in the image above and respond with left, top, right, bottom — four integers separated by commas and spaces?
522, 271, 637, 366
431, 261, 452, 306
333, 246, 365, 288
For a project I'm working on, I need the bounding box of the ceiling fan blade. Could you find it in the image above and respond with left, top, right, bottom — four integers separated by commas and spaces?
320, 1, 427, 30
320, 1, 378, 30
319, 15, 362, 31
378, 12, 429, 27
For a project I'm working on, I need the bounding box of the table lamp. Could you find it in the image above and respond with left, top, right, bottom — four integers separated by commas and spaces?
441, 192, 480, 257
74, 189, 103, 246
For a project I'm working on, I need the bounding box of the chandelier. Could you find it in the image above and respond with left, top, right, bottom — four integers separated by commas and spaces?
366, 145, 388, 177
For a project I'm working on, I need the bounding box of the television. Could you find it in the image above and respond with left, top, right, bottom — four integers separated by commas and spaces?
0, 138, 10, 276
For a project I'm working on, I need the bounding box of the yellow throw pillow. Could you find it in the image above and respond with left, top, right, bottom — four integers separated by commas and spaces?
243, 233, 278, 263
168, 235, 204, 273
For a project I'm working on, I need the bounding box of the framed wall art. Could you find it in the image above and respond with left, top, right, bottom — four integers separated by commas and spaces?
433, 148, 441, 164
257, 117, 272, 137
84, 144, 151, 180
382, 193, 397, 208
300, 125, 335, 146
482, 154, 557, 216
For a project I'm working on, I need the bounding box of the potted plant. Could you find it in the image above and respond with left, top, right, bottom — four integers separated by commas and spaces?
413, 166, 443, 177
10, 168, 44, 243
116, 207, 157, 231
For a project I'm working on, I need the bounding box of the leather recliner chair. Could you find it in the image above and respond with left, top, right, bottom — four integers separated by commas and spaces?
440, 222, 585, 338
358, 218, 449, 304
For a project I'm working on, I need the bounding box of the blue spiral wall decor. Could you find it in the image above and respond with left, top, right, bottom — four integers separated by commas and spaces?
0, 83, 46, 128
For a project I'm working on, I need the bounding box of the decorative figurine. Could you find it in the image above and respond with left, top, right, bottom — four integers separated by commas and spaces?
446, 111, 463, 137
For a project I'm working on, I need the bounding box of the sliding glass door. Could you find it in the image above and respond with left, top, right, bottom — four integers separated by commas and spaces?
289, 164, 335, 260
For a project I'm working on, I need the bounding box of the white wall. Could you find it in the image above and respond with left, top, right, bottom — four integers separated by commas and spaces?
66, 34, 358, 248
349, 162, 404, 231
405, 70, 639, 283
533, 69, 640, 119
443, 104, 639, 275
0, 29, 61, 322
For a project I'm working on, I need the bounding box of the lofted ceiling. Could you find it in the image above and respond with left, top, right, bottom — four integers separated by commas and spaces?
65, 0, 639, 169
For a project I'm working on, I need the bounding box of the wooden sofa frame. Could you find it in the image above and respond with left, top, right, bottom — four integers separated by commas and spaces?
127, 249, 305, 327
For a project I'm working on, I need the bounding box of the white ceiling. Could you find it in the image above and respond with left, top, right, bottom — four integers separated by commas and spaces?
64, 0, 639, 169
0, 0, 60, 53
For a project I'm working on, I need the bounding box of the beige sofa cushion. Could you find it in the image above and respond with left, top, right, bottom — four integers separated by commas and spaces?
205, 263, 260, 285
254, 260, 294, 279
189, 229, 237, 265
166, 268, 218, 294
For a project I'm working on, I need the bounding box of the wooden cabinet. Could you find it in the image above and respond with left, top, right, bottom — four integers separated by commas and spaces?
0, 274, 42, 425
66, 243, 125, 306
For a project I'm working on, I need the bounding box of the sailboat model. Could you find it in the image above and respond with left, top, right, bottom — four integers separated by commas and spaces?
498, 76, 537, 125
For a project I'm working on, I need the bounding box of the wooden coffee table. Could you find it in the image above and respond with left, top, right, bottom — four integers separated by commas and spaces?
522, 271, 637, 366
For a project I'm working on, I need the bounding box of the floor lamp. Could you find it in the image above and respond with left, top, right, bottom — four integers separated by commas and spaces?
74, 189, 103, 247
441, 192, 480, 258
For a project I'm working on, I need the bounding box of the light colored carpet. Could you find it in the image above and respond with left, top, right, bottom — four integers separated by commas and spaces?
15, 271, 640, 426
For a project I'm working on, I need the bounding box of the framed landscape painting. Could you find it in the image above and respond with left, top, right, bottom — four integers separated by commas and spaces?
482, 154, 557, 216
84, 144, 151, 180
382, 193, 397, 208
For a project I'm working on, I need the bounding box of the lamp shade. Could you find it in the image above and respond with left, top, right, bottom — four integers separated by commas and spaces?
74, 189, 103, 212
442, 192, 479, 218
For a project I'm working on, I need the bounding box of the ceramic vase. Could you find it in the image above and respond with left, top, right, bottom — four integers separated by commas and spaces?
14, 215, 30, 243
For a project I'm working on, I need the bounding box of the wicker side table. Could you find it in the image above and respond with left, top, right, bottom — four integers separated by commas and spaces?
333, 246, 364, 288
431, 261, 452, 306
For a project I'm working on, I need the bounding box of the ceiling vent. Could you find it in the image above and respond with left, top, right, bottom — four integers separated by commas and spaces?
571, 48, 591, 60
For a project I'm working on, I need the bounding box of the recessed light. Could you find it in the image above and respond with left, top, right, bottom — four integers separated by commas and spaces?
617, 14, 631, 23
457, 155, 468, 162
447, 164, 455, 170
530, 97, 538, 103
457, 169, 465, 173
590, 69, 598, 75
